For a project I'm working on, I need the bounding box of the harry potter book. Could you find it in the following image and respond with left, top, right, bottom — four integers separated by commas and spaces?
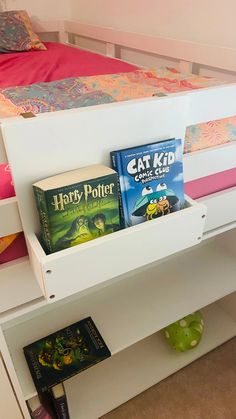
33, 164, 120, 253
111, 138, 185, 227
23, 317, 111, 393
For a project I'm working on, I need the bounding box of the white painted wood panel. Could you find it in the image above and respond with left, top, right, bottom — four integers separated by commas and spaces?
0, 129, 7, 164
4, 238, 236, 400
1, 96, 188, 234
183, 142, 236, 182
0, 257, 43, 314
185, 84, 236, 125
0, 355, 23, 419
0, 197, 22, 237
0, 329, 32, 419
198, 186, 236, 233
218, 292, 236, 321
64, 20, 236, 72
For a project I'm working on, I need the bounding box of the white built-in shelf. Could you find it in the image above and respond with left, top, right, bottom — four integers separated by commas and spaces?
3, 237, 236, 401
27, 196, 205, 302
65, 303, 236, 419
0, 257, 43, 314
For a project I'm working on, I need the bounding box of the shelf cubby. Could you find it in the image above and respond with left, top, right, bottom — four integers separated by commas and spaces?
4, 302, 236, 418
3, 234, 236, 403
64, 303, 236, 419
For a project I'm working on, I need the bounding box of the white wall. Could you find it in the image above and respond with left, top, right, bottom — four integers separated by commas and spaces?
2, 0, 235, 49
2, 0, 70, 20
69, 0, 236, 49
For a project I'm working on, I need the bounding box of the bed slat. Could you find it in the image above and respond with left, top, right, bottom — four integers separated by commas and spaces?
64, 20, 236, 72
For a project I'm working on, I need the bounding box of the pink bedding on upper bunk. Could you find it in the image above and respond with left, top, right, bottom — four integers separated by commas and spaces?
0, 42, 138, 88
185, 168, 236, 199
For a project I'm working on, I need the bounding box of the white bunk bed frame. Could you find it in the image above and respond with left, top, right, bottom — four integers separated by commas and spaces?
0, 18, 236, 419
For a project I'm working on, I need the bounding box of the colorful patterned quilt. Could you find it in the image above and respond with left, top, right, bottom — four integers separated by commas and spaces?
0, 67, 229, 116
1, 67, 235, 154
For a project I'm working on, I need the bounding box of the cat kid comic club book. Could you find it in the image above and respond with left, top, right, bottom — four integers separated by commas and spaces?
111, 138, 185, 227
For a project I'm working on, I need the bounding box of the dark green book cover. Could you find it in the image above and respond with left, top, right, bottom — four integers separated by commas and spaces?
23, 317, 111, 393
33, 165, 120, 253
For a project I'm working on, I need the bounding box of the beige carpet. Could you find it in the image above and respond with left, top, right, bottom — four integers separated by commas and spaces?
101, 338, 236, 419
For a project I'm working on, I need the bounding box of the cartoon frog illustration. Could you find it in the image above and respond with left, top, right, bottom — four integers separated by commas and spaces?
132, 184, 179, 221
144, 199, 160, 220
157, 195, 172, 215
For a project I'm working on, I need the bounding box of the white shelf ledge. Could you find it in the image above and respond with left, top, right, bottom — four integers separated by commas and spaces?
3, 238, 236, 401
27, 196, 206, 302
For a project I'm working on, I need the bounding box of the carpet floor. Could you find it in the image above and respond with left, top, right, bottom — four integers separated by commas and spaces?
101, 337, 236, 419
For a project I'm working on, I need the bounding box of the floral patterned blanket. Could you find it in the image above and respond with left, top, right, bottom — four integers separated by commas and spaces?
0, 67, 227, 116
0, 67, 236, 153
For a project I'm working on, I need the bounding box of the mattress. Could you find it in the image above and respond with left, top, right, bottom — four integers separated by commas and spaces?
0, 41, 138, 88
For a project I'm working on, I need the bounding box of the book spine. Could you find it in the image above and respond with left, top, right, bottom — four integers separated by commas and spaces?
50, 383, 70, 419
27, 395, 54, 419
33, 186, 53, 253
111, 151, 129, 228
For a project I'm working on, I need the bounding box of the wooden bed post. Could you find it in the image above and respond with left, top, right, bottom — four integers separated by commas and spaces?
179, 60, 193, 74
106, 42, 116, 58
58, 20, 69, 44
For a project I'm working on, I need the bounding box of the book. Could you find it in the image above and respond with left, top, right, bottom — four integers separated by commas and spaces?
50, 383, 70, 419
111, 138, 185, 227
23, 317, 111, 393
27, 395, 55, 419
33, 164, 120, 253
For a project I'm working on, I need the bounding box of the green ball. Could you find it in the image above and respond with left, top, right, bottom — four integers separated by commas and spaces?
164, 311, 204, 352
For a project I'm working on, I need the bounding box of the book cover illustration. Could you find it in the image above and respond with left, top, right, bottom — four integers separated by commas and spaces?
33, 165, 120, 253
111, 138, 185, 227
23, 317, 111, 393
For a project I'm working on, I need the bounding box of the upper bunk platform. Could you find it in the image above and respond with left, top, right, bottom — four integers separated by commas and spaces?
0, 17, 236, 313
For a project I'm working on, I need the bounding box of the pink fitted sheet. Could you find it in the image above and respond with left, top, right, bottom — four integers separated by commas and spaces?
0, 42, 138, 88
184, 168, 236, 199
